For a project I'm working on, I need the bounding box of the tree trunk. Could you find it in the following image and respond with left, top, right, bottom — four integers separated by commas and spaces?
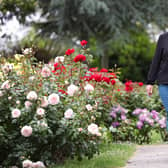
101, 54, 109, 68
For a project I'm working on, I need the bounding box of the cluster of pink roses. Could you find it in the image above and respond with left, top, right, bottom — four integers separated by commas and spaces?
10, 90, 60, 137
22, 159, 45, 168
11, 79, 98, 138
133, 108, 166, 129
109, 105, 166, 130
110, 105, 128, 127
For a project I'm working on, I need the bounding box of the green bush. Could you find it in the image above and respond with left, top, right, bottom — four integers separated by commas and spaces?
0, 45, 111, 167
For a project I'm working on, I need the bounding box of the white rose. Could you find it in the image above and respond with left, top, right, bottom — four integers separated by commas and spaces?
67, 84, 78, 96
88, 123, 99, 135
86, 104, 93, 111
64, 109, 74, 119
22, 159, 32, 167
55, 56, 64, 63
27, 91, 38, 100
84, 84, 94, 92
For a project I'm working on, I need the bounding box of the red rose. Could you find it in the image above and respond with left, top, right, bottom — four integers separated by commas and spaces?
80, 40, 88, 46
65, 48, 75, 55
111, 79, 116, 85
125, 81, 133, 92
125, 86, 133, 92
58, 89, 67, 95
108, 72, 117, 79
74, 54, 86, 62
100, 68, 108, 72
54, 63, 66, 73
138, 82, 143, 86
91, 73, 102, 82
89, 67, 98, 72
102, 77, 110, 84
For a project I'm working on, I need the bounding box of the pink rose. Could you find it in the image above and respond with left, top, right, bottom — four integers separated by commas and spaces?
67, 84, 78, 96
139, 113, 147, 122
11, 108, 21, 118
41, 66, 51, 77
25, 101, 32, 108
121, 114, 126, 120
36, 108, 45, 116
88, 123, 99, 135
48, 93, 60, 105
64, 109, 74, 119
78, 128, 83, 132
32, 161, 45, 168
21, 126, 33, 137
86, 104, 93, 111
27, 91, 38, 100
84, 84, 94, 92
1, 80, 10, 89
158, 117, 166, 128
22, 159, 32, 168
136, 121, 143, 129
41, 96, 48, 107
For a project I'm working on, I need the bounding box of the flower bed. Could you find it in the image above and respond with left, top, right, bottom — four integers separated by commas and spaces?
0, 41, 166, 167
0, 41, 120, 167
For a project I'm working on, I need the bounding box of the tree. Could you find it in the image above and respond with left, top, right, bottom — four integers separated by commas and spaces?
36, 0, 168, 67
1, 0, 168, 68
108, 31, 155, 82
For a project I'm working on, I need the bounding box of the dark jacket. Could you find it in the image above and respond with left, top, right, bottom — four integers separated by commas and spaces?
146, 32, 168, 85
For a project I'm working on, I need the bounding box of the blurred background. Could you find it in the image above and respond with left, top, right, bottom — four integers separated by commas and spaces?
1, 0, 168, 82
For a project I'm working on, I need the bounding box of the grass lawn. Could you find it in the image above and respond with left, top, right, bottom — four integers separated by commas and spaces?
50, 142, 136, 168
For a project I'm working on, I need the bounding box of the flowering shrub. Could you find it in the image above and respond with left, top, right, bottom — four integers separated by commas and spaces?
0, 42, 121, 167
108, 81, 166, 144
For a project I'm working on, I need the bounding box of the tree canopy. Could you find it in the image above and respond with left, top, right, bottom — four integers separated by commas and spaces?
37, 0, 168, 39
1, 0, 168, 68
1, 0, 168, 38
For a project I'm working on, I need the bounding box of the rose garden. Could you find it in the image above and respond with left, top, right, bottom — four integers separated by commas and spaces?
1, 1, 168, 167
0, 40, 167, 168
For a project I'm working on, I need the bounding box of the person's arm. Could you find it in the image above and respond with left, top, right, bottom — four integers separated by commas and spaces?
146, 34, 163, 85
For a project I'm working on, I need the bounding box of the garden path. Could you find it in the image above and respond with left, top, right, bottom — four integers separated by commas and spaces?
125, 144, 168, 168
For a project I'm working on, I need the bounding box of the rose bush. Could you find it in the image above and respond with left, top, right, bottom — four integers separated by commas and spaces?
0, 42, 121, 167
0, 40, 166, 167
108, 81, 166, 144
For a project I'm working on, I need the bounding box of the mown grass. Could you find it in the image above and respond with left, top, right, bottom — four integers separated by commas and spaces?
150, 130, 163, 144
50, 142, 136, 168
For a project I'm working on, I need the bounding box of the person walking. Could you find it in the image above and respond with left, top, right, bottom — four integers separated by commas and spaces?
146, 32, 168, 132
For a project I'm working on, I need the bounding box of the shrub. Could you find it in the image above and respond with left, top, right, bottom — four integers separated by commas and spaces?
0, 42, 121, 167
108, 81, 166, 144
